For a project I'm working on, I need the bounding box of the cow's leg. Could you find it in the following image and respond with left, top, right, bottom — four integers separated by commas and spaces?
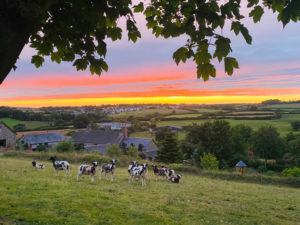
91, 175, 94, 182
99, 170, 102, 180
65, 169, 68, 177
155, 175, 158, 181
55, 170, 58, 177
105, 172, 108, 180
110, 172, 114, 182
77, 173, 81, 181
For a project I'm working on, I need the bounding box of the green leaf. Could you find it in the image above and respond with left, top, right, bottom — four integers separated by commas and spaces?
247, 0, 259, 8
173, 47, 189, 65
224, 57, 239, 75
73, 59, 88, 71
134, 2, 144, 13
31, 55, 44, 68
197, 63, 216, 81
249, 6, 264, 23
213, 36, 231, 62
107, 27, 122, 41
50, 52, 61, 63
231, 21, 241, 35
240, 25, 252, 44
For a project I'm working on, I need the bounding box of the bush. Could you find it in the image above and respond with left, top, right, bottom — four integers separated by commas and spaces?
106, 144, 122, 157
36, 144, 47, 152
291, 121, 300, 131
55, 139, 74, 152
282, 167, 300, 177
200, 153, 219, 170
127, 145, 139, 157
258, 165, 267, 173
169, 163, 184, 171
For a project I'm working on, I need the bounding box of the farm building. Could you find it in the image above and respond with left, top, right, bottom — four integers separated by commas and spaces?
0, 120, 16, 150
72, 128, 158, 160
122, 137, 158, 161
19, 132, 65, 150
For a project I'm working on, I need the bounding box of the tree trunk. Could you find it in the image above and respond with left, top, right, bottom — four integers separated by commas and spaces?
0, 5, 38, 84
0, 1, 54, 84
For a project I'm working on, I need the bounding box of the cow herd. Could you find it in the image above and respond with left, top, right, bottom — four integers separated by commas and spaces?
31, 156, 182, 186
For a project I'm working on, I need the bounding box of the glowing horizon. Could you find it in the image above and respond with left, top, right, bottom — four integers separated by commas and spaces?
1, 8, 300, 107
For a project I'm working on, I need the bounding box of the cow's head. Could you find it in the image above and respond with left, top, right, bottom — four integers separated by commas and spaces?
142, 163, 148, 169
49, 156, 56, 162
131, 161, 138, 166
92, 162, 98, 167
152, 165, 157, 169
177, 175, 182, 180
32, 161, 36, 167
111, 159, 117, 165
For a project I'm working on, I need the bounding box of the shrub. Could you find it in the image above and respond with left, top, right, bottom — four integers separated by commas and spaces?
291, 121, 300, 131
36, 144, 47, 152
106, 144, 122, 157
200, 153, 219, 170
169, 163, 184, 171
127, 145, 139, 157
65, 130, 76, 136
55, 139, 74, 152
258, 165, 267, 173
282, 167, 300, 177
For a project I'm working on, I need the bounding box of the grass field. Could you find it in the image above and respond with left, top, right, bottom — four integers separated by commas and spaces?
112, 109, 193, 119
156, 114, 300, 137
0, 118, 48, 130
0, 157, 299, 225
261, 103, 300, 110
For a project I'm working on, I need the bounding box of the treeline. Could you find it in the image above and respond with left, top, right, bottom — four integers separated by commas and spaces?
155, 120, 300, 172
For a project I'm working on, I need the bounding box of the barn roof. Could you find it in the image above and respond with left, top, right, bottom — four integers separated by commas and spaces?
20, 133, 64, 144
122, 137, 158, 152
236, 160, 247, 167
72, 130, 124, 145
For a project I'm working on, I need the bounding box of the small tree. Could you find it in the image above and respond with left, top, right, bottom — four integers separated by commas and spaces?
106, 144, 122, 157
36, 144, 46, 152
291, 121, 300, 131
200, 153, 219, 170
13, 123, 26, 132
55, 139, 73, 152
251, 126, 284, 168
127, 145, 139, 158
157, 131, 182, 163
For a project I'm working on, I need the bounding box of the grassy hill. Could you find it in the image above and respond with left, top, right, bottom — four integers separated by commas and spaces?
0, 157, 299, 225
0, 118, 48, 130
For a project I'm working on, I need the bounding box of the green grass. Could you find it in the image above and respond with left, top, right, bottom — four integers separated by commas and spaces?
0, 157, 300, 225
112, 109, 192, 119
165, 113, 203, 118
0, 118, 49, 130
262, 103, 300, 110
157, 114, 300, 137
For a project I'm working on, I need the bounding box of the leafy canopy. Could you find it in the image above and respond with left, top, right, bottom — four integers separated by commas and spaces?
1, 0, 299, 83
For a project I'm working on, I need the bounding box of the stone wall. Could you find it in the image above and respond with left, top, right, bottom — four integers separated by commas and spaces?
0, 121, 16, 149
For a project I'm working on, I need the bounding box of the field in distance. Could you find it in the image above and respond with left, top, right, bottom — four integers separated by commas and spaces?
0, 157, 299, 225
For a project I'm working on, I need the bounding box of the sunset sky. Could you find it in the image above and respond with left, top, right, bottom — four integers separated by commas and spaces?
1, 6, 300, 107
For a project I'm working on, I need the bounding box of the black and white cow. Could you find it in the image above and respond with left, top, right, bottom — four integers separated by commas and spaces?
169, 174, 182, 183
49, 156, 70, 177
165, 168, 175, 180
77, 162, 98, 182
152, 165, 167, 181
32, 161, 45, 169
99, 159, 117, 181
129, 163, 148, 186
128, 161, 138, 174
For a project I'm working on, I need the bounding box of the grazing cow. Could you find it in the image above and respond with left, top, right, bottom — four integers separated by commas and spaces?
129, 163, 148, 186
169, 175, 182, 183
77, 162, 98, 182
165, 168, 175, 179
99, 159, 117, 181
32, 161, 45, 169
49, 156, 70, 177
152, 165, 170, 181
128, 161, 138, 174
